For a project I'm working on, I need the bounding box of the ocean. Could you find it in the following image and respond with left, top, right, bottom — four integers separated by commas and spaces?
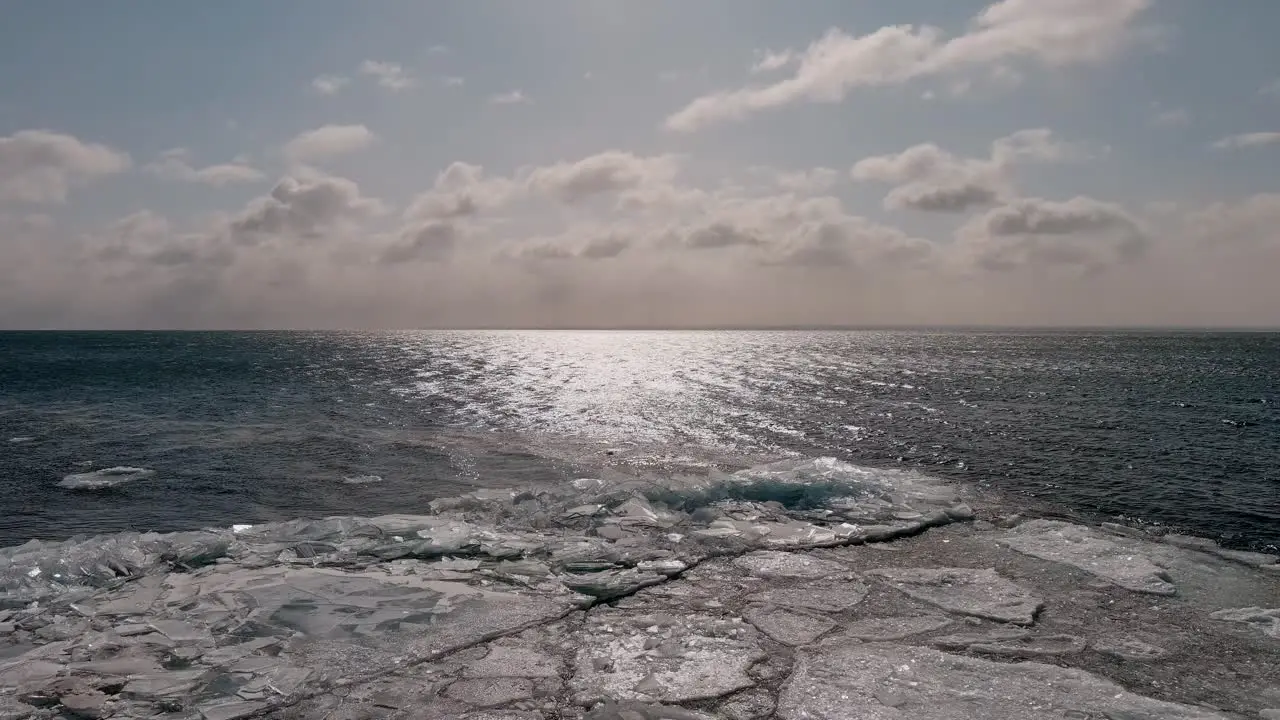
1, 330, 1276, 551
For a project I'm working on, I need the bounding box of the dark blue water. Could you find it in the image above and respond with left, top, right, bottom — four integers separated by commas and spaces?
1, 331, 1277, 550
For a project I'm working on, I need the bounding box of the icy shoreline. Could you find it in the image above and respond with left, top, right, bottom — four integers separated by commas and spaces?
1, 458, 1277, 719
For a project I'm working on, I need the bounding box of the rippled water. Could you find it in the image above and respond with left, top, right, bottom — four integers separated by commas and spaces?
1, 330, 1276, 549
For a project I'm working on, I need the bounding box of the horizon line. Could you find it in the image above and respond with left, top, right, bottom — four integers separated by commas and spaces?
2, 325, 1279, 333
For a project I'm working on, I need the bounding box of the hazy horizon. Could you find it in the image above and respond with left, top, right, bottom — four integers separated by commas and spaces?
2, 0, 1279, 329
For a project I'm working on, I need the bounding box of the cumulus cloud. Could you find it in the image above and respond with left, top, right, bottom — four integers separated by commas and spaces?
283, 125, 376, 163
0, 130, 131, 203
359, 60, 415, 91
92, 210, 234, 270
684, 223, 762, 250
526, 152, 681, 204
665, 0, 1153, 131
9, 135, 1280, 329
852, 128, 1072, 212
1186, 193, 1280, 246
381, 221, 458, 264
311, 75, 350, 95
751, 49, 795, 74
1211, 132, 1280, 150
404, 162, 520, 220
144, 148, 265, 186
229, 174, 386, 244
505, 232, 632, 263
955, 196, 1148, 272
489, 90, 531, 105
766, 218, 933, 269
404, 152, 682, 218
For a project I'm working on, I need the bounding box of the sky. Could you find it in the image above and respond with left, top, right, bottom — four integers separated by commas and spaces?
1, 0, 1279, 329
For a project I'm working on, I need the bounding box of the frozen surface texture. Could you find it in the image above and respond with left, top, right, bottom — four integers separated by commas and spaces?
0, 458, 1275, 718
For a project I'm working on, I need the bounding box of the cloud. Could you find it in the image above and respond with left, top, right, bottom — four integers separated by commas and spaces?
684, 223, 762, 250
579, 235, 630, 259
443, 76, 465, 87
1151, 108, 1189, 127
311, 75, 350, 95
886, 182, 999, 212
852, 128, 1072, 212
381, 221, 458, 264
1211, 132, 1280, 150
526, 152, 681, 204
665, 0, 1153, 131
359, 60, 415, 91
1260, 80, 1280, 98
751, 49, 795, 74
145, 148, 265, 186
0, 130, 131, 203
10, 136, 1280, 330
283, 125, 376, 163
404, 161, 520, 220
956, 196, 1148, 272
229, 174, 386, 244
489, 90, 531, 105
404, 152, 682, 217
767, 217, 933, 268
505, 232, 632, 263
1186, 193, 1280, 247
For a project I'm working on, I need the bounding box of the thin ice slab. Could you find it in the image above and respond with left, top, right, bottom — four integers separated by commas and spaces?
866, 567, 1043, 625
997, 520, 1177, 595
570, 612, 764, 705
777, 642, 1233, 720
732, 551, 846, 580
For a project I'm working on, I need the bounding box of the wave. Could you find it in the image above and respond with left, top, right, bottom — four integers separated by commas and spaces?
342, 474, 385, 485
58, 466, 155, 490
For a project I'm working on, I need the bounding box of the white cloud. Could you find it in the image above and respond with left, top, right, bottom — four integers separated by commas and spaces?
955, 196, 1148, 272
228, 174, 387, 245
404, 161, 520, 220
283, 125, 376, 163
1186, 193, 1280, 247
1211, 132, 1280, 150
751, 49, 795, 74
526, 152, 681, 204
10, 135, 1280, 329
427, 45, 450, 55
0, 130, 131, 203
381, 221, 459, 264
665, 0, 1153, 132
359, 60, 415, 91
503, 232, 632, 264
490, 90, 531, 105
443, 76, 465, 87
145, 148, 265, 186
852, 128, 1073, 212
311, 75, 350, 95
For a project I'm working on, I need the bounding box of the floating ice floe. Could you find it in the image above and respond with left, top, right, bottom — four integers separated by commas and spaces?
57, 466, 155, 490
